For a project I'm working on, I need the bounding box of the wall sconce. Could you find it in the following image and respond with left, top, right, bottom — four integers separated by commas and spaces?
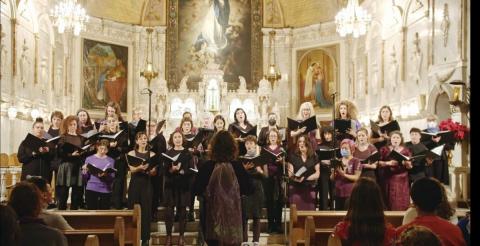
7, 106, 17, 120
448, 80, 470, 113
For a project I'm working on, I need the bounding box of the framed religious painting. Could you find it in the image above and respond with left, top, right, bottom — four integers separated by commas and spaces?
166, 0, 263, 91
82, 38, 129, 113
297, 46, 338, 114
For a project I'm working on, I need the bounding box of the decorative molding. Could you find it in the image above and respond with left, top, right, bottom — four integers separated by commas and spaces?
440, 3, 450, 47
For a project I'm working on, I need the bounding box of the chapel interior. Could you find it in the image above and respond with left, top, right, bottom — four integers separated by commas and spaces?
0, 0, 471, 245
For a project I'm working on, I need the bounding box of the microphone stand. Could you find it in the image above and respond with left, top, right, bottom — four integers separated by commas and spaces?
280, 152, 289, 246
330, 92, 337, 210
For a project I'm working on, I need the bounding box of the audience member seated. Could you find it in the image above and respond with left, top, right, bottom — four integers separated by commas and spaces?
330, 177, 396, 245
8, 182, 68, 246
26, 176, 73, 230
396, 225, 442, 246
396, 177, 466, 246
457, 211, 470, 246
0, 204, 21, 246
402, 178, 457, 225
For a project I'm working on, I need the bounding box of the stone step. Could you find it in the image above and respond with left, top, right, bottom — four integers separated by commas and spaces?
150, 232, 273, 246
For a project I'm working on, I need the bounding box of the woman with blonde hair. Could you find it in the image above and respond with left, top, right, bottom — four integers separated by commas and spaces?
289, 101, 320, 153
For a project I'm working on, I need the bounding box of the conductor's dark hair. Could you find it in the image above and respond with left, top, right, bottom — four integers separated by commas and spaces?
209, 130, 238, 162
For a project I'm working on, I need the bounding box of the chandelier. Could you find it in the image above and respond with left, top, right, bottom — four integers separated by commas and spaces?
50, 0, 89, 36
335, 0, 371, 38
265, 30, 281, 85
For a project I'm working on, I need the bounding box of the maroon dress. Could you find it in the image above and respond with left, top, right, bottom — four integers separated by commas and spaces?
354, 144, 378, 180
379, 146, 411, 211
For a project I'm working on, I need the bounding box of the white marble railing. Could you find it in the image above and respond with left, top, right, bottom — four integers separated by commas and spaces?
0, 166, 22, 202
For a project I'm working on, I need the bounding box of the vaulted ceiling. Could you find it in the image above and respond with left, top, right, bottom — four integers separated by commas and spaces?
83, 0, 359, 28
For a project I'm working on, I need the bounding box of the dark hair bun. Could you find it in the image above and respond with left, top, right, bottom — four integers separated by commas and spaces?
35, 117, 44, 123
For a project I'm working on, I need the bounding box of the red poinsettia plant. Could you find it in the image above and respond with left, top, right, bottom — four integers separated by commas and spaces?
438, 118, 470, 144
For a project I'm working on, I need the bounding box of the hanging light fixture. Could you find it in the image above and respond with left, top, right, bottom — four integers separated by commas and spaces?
140, 28, 159, 87
265, 30, 281, 85
335, 0, 371, 38
50, 0, 89, 36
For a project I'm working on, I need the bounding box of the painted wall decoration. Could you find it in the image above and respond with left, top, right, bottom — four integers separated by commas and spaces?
82, 39, 128, 112
298, 49, 337, 111
167, 0, 263, 90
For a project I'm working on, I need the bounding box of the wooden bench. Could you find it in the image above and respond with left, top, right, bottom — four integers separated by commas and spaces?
56, 204, 140, 246
84, 235, 100, 246
64, 216, 124, 246
289, 204, 405, 246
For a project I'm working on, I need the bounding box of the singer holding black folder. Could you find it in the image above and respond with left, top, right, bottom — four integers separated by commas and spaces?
287, 134, 320, 211
370, 105, 399, 149
163, 131, 195, 246
101, 114, 129, 209
333, 100, 361, 142
56, 115, 93, 210
228, 108, 255, 156
18, 118, 54, 181
81, 139, 115, 210
289, 102, 320, 153
378, 131, 412, 211
127, 131, 157, 246
330, 139, 361, 210
354, 128, 378, 181
317, 126, 335, 210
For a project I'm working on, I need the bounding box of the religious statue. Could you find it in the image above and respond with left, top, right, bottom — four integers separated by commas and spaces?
19, 39, 31, 88
410, 32, 422, 84
0, 30, 7, 80
440, 3, 450, 47
389, 45, 399, 91
179, 75, 189, 91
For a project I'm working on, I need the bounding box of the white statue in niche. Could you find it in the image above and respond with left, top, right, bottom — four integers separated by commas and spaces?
40, 57, 48, 92
179, 75, 189, 92
55, 65, 63, 94
440, 3, 450, 47
410, 32, 422, 84
19, 39, 31, 88
1, 30, 7, 80
371, 61, 379, 95
389, 45, 399, 91
238, 76, 247, 92
155, 94, 167, 121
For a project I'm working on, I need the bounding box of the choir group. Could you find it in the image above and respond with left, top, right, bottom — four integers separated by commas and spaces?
16, 99, 455, 245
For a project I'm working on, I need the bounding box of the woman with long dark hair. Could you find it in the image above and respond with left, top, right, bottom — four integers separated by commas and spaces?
76, 108, 95, 134
330, 177, 396, 246
194, 130, 253, 246
228, 108, 254, 156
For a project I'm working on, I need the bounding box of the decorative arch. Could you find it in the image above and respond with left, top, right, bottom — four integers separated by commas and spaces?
426, 83, 454, 117
16, 0, 39, 33
37, 13, 55, 45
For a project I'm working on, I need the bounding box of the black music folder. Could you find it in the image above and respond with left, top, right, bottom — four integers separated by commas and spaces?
125, 154, 147, 167
287, 116, 317, 133
24, 133, 48, 150
260, 147, 285, 163
333, 119, 351, 134
119, 121, 129, 131
360, 151, 381, 164
233, 125, 258, 138
62, 142, 91, 154
136, 119, 147, 133
86, 163, 117, 175
238, 154, 265, 166
421, 130, 455, 145
184, 133, 205, 149
379, 120, 400, 134
388, 150, 424, 163
423, 144, 445, 159
316, 148, 342, 160
99, 130, 124, 141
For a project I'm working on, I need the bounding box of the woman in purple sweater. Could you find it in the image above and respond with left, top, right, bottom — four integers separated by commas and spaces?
82, 139, 115, 210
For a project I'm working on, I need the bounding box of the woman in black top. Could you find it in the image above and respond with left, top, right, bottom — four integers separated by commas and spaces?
102, 114, 129, 209
163, 131, 195, 246
76, 109, 95, 134
149, 121, 167, 220
317, 125, 335, 210
18, 118, 54, 181
47, 111, 63, 137
56, 115, 93, 210
228, 108, 254, 156
194, 130, 253, 246
127, 131, 157, 246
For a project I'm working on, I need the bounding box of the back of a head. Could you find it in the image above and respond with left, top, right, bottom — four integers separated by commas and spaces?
346, 177, 386, 245
411, 178, 443, 213
398, 225, 442, 246
209, 130, 238, 162
8, 182, 41, 218
0, 204, 20, 246
25, 176, 48, 193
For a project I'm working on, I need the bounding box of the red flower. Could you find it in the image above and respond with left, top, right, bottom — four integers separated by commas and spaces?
439, 119, 470, 143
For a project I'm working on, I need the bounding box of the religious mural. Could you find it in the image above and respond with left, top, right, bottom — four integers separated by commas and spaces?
82, 39, 128, 112
167, 0, 262, 90
298, 49, 336, 111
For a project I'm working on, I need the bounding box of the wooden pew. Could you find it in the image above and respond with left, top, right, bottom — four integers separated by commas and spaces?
64, 216, 124, 246
289, 204, 405, 246
56, 204, 140, 246
84, 235, 100, 246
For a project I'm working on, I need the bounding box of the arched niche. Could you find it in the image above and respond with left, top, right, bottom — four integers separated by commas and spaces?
426, 83, 454, 121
